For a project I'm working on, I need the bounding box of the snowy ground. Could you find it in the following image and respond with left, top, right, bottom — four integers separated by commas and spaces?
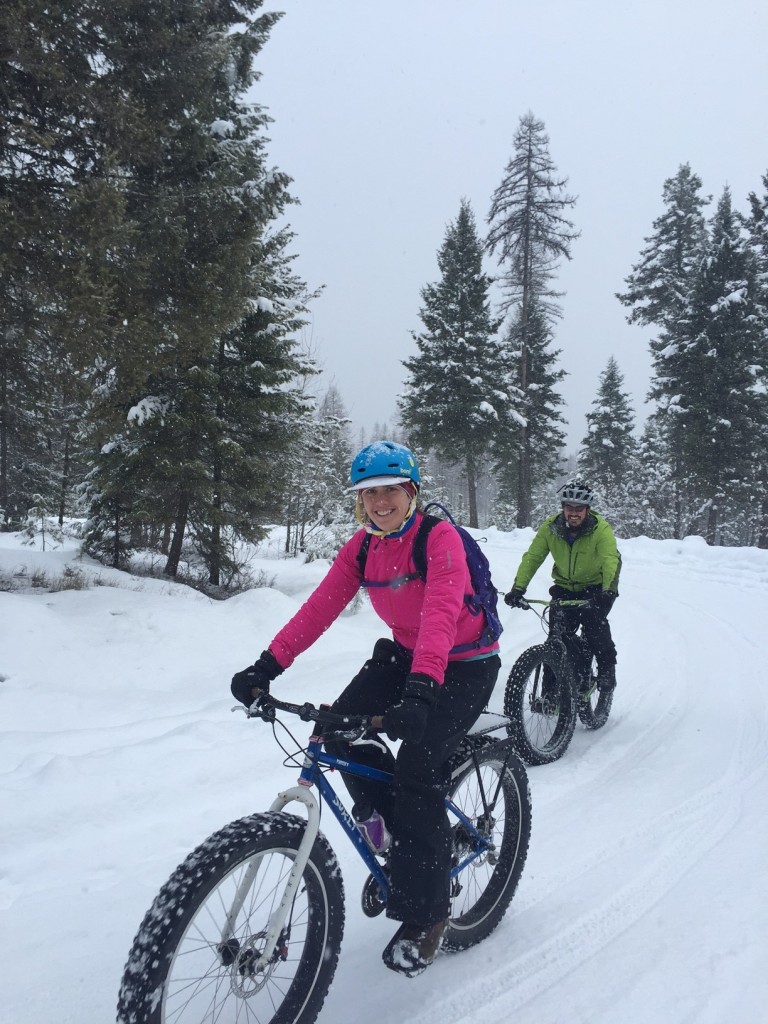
2, 524, 767, 1024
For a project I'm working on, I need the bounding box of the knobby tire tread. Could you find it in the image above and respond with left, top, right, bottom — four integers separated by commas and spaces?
116, 811, 344, 1024
503, 643, 577, 765
443, 739, 532, 950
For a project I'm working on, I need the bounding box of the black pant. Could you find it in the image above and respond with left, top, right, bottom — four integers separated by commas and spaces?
549, 584, 617, 670
325, 638, 499, 926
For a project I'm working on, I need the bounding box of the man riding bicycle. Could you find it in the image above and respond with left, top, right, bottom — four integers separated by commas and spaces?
504, 480, 621, 692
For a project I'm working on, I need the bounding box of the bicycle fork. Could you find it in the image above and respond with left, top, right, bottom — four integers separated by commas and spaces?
217, 782, 321, 976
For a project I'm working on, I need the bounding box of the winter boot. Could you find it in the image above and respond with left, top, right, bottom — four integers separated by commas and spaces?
382, 919, 448, 977
597, 664, 616, 692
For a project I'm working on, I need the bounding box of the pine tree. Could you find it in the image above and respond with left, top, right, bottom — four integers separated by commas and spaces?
491, 300, 566, 526
745, 170, 768, 547
578, 357, 637, 487
617, 163, 711, 539
293, 385, 355, 562
618, 164, 710, 330
399, 200, 505, 527
631, 415, 680, 539
485, 112, 578, 526
0, 0, 124, 526
576, 357, 638, 535
77, 1, 319, 580
669, 188, 767, 543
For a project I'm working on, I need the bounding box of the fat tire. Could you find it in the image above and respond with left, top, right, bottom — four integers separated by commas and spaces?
116, 812, 344, 1024
443, 738, 532, 950
503, 644, 577, 765
577, 653, 614, 730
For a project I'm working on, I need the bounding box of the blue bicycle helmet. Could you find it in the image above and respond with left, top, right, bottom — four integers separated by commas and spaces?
349, 441, 421, 490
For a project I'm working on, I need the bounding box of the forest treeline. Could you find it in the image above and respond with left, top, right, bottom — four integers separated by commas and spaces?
2, 1, 767, 595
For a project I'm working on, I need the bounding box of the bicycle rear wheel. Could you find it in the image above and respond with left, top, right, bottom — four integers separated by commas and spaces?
443, 738, 531, 950
578, 654, 614, 730
117, 812, 344, 1024
503, 644, 577, 765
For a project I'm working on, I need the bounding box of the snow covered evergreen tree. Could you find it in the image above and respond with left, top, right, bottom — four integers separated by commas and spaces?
577, 357, 639, 533
666, 188, 767, 543
631, 415, 681, 539
0, 0, 124, 527
745, 170, 768, 547
400, 200, 505, 528
286, 384, 355, 561
618, 164, 710, 331
491, 300, 566, 528
78, 1, 318, 581
618, 163, 711, 539
485, 112, 578, 526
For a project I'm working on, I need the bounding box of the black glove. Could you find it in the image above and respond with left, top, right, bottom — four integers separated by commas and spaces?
504, 587, 527, 608
382, 673, 440, 743
231, 649, 284, 706
593, 591, 617, 614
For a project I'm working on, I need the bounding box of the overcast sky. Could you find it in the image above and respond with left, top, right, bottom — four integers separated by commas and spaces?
253, 0, 768, 449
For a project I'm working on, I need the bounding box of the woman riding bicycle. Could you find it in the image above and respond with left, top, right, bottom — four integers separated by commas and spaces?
231, 441, 501, 977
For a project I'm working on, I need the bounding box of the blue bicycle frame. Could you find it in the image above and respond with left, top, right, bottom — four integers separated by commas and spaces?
295, 729, 495, 902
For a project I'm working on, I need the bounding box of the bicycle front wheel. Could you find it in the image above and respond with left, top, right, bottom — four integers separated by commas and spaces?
444, 738, 532, 950
503, 644, 577, 765
117, 812, 345, 1024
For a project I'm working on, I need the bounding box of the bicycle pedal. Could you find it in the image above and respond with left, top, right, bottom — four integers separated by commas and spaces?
361, 872, 387, 918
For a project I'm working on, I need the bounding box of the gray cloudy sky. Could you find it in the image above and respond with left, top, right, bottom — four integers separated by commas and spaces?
253, 0, 768, 448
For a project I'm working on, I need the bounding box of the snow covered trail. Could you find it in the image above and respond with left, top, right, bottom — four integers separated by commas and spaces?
315, 544, 768, 1024
2, 532, 768, 1024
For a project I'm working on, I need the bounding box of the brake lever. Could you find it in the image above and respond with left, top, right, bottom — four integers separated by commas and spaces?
349, 732, 390, 755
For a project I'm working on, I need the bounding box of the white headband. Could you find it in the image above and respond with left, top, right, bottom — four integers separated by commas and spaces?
347, 475, 415, 492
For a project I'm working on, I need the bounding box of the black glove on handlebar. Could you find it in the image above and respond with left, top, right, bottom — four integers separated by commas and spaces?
382, 673, 440, 743
593, 591, 617, 615
231, 649, 284, 706
504, 587, 527, 608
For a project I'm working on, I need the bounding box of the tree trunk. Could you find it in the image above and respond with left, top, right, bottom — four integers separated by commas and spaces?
209, 338, 225, 586
515, 254, 532, 528
757, 494, 768, 549
58, 431, 70, 526
164, 495, 190, 577
209, 458, 223, 587
705, 501, 718, 545
465, 452, 479, 528
111, 510, 121, 569
516, 432, 532, 527
0, 365, 8, 527
209, 523, 221, 586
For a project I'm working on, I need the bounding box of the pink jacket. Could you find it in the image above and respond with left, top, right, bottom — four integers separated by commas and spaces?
269, 513, 498, 684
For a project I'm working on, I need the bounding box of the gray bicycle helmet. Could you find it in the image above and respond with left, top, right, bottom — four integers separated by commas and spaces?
558, 479, 593, 506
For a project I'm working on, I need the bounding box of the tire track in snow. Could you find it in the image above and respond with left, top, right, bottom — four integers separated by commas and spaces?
399, 766, 753, 1024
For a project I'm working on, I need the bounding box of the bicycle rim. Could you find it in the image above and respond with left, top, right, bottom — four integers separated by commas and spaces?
444, 742, 531, 949
504, 645, 576, 765
117, 813, 344, 1024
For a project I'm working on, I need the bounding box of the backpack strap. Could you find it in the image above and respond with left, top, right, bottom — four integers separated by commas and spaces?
357, 513, 447, 588
355, 533, 371, 577
357, 512, 499, 655
410, 513, 440, 579
356, 527, 425, 590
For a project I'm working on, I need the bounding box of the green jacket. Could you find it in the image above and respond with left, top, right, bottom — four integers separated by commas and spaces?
513, 511, 621, 594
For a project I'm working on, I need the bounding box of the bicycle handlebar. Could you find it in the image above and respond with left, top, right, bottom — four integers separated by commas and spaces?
517, 597, 594, 610
238, 692, 377, 740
